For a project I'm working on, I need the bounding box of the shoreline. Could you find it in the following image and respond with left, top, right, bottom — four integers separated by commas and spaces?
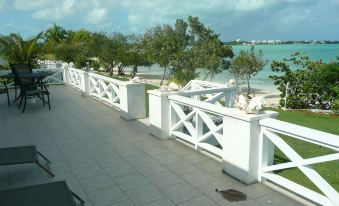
136, 72, 281, 107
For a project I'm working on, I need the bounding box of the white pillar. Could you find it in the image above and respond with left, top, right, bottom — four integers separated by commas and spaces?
221, 111, 278, 185
120, 82, 146, 120
79, 71, 90, 96
62, 66, 70, 84
224, 87, 237, 108
148, 90, 176, 140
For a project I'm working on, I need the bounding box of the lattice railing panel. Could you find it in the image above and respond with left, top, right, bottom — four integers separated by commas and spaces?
170, 101, 223, 157
259, 118, 339, 206
89, 75, 120, 108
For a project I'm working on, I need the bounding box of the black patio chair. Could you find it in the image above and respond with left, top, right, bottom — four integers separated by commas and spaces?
0, 181, 85, 206
0, 82, 10, 106
12, 67, 51, 113
0, 146, 54, 177
9, 63, 32, 99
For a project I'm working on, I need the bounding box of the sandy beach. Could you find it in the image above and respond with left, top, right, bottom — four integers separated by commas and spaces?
135, 72, 281, 107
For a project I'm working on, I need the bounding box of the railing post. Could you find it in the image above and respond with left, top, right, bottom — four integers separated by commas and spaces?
119, 82, 146, 120
79, 71, 90, 96
221, 111, 278, 185
148, 90, 175, 139
224, 87, 237, 107
62, 66, 70, 84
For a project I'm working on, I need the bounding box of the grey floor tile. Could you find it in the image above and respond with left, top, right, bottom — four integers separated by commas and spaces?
161, 182, 202, 204
125, 154, 155, 167
88, 186, 128, 206
80, 174, 115, 192
143, 198, 176, 206
180, 170, 218, 187
104, 163, 137, 179
114, 174, 150, 191
178, 196, 219, 206
256, 192, 305, 206
147, 171, 183, 189
135, 162, 167, 177
111, 199, 136, 206
165, 160, 198, 176
126, 184, 165, 205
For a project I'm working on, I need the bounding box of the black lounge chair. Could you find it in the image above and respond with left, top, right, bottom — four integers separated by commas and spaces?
0, 181, 85, 206
0, 146, 54, 177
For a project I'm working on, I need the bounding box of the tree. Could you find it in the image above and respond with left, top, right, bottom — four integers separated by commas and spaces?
143, 16, 233, 86
96, 32, 127, 76
270, 53, 338, 110
229, 46, 266, 95
0, 32, 43, 65
121, 35, 151, 78
44, 23, 67, 53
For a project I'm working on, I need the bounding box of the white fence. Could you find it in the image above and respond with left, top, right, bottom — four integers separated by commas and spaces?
169, 95, 226, 157
259, 118, 339, 206
63, 66, 146, 120
88, 72, 122, 108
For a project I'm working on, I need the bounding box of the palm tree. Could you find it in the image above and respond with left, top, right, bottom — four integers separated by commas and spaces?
0, 32, 43, 64
44, 23, 67, 53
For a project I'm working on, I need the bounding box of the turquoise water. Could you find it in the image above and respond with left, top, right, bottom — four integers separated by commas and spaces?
141, 44, 339, 91
214, 44, 339, 91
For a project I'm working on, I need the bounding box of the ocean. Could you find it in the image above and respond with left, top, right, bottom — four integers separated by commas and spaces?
139, 44, 339, 91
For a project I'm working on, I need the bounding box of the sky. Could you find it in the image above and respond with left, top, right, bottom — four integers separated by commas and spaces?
0, 0, 339, 41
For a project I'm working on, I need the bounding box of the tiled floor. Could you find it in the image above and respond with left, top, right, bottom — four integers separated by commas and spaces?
0, 86, 305, 206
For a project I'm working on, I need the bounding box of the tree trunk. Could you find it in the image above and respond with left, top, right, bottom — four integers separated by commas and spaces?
160, 66, 167, 86
130, 65, 138, 79
118, 64, 125, 75
108, 62, 114, 76
246, 75, 251, 96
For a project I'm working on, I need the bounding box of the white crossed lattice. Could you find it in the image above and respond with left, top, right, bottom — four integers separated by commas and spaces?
260, 126, 339, 206
89, 76, 120, 108
170, 101, 223, 157
68, 69, 81, 88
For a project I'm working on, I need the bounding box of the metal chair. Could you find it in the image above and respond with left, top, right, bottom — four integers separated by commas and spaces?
0, 82, 10, 106
9, 63, 32, 99
12, 68, 51, 113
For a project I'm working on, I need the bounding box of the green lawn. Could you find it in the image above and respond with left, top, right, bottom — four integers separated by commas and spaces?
265, 108, 339, 194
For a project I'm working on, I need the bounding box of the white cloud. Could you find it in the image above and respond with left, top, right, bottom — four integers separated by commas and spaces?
1, 0, 339, 40
85, 8, 108, 24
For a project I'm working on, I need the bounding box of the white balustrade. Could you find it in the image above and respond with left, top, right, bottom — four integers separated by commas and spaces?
65, 67, 83, 89
148, 80, 237, 140
63, 66, 146, 120
259, 118, 339, 206
88, 73, 122, 108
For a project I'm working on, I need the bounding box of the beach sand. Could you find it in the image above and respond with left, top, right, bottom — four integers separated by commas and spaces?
136, 72, 281, 107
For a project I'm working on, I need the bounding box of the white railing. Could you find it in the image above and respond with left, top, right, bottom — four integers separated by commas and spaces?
63, 66, 146, 120
66, 67, 82, 89
88, 72, 123, 108
259, 118, 339, 206
180, 80, 237, 108
169, 95, 226, 157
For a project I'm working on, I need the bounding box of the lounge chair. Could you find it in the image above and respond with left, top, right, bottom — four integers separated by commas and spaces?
0, 146, 54, 177
0, 181, 85, 206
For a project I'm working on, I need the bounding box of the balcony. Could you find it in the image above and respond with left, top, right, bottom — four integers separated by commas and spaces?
0, 85, 306, 206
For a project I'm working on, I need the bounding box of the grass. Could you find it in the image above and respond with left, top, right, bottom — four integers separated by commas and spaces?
264, 108, 339, 194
